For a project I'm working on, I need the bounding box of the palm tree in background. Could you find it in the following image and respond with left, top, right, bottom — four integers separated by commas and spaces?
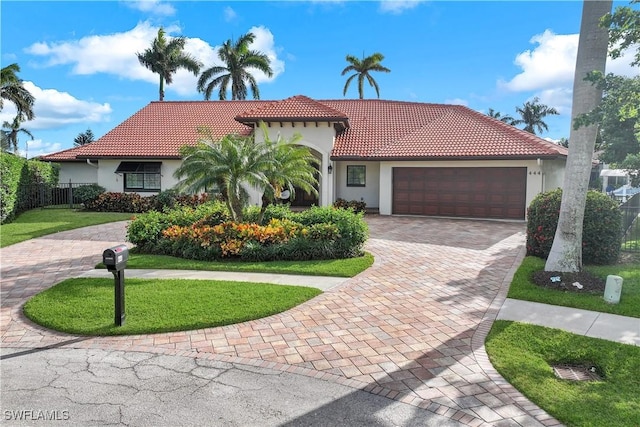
487, 108, 516, 125
197, 32, 273, 100
137, 28, 202, 101
341, 52, 391, 99
513, 97, 559, 134
1, 63, 35, 121
2, 116, 33, 154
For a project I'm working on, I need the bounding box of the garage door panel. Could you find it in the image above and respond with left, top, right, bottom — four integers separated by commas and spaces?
393, 167, 526, 219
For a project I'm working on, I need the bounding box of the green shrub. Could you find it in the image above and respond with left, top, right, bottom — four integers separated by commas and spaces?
243, 203, 293, 224
293, 206, 368, 258
73, 184, 105, 204
0, 154, 59, 224
333, 198, 367, 213
127, 201, 231, 252
128, 204, 368, 261
527, 189, 622, 265
84, 192, 154, 213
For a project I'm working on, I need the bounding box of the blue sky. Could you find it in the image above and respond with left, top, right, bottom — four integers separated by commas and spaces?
1, 0, 637, 158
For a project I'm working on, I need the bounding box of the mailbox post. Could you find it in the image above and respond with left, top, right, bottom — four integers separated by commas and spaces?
102, 245, 129, 326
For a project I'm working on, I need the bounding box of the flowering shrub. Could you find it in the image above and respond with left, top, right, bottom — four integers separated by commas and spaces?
127, 203, 367, 261
526, 189, 622, 264
84, 191, 210, 213
333, 198, 367, 213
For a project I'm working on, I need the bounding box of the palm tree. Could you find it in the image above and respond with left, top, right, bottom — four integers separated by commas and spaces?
174, 131, 273, 222
2, 116, 33, 154
487, 108, 516, 125
257, 123, 319, 223
197, 32, 273, 100
545, 0, 612, 272
341, 52, 391, 99
137, 28, 202, 101
513, 97, 559, 134
1, 63, 35, 121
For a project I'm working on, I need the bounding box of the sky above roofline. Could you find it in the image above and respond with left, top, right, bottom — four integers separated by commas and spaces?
1, 0, 637, 158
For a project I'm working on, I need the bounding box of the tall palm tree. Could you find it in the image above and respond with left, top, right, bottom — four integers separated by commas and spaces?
137, 28, 202, 101
487, 108, 516, 125
2, 116, 33, 154
545, 0, 612, 272
513, 97, 559, 134
174, 132, 273, 222
1, 63, 35, 121
341, 52, 391, 99
257, 123, 319, 223
197, 32, 273, 100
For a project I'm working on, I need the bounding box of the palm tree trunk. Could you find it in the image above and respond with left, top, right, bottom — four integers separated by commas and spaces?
545, 0, 612, 272
159, 75, 165, 101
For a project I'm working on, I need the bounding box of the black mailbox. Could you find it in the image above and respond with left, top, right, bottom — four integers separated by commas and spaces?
103, 245, 129, 272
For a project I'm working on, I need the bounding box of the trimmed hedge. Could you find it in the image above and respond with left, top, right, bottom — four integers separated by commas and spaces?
127, 203, 368, 261
84, 191, 210, 213
0, 153, 59, 224
526, 189, 622, 265
333, 198, 367, 213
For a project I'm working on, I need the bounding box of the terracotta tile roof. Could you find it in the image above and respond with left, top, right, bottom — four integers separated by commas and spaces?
40, 97, 567, 161
235, 95, 349, 124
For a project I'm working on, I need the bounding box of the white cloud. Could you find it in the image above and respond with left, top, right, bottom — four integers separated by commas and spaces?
224, 6, 237, 22
500, 30, 577, 92
24, 22, 285, 98
0, 82, 112, 130
444, 98, 468, 106
122, 0, 175, 16
499, 30, 638, 114
379, 0, 423, 14
18, 139, 63, 159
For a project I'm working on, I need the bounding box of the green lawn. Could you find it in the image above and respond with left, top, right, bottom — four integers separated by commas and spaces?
0, 209, 133, 247
113, 251, 374, 278
507, 256, 640, 318
24, 278, 322, 335
486, 321, 640, 427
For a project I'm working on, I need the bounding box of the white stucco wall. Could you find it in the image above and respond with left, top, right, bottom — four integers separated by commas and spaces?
334, 161, 380, 208
96, 159, 184, 194
377, 159, 566, 216
56, 162, 98, 184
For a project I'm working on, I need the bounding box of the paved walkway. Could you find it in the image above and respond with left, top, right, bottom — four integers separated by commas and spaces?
3, 215, 621, 426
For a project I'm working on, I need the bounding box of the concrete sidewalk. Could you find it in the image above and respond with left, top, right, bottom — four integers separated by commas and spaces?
79, 268, 348, 291
84, 268, 640, 347
497, 298, 640, 346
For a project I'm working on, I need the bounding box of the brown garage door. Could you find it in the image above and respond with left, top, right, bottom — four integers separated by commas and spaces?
393, 167, 527, 219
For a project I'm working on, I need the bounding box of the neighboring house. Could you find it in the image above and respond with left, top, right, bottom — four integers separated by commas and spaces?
40, 95, 568, 220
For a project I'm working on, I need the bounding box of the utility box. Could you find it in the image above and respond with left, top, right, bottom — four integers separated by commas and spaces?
103, 245, 129, 272
604, 275, 623, 304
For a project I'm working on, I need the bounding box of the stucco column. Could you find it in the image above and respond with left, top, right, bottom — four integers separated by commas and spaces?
322, 152, 332, 207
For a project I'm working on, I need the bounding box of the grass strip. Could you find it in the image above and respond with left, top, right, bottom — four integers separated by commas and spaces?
103, 251, 374, 278
0, 209, 132, 247
24, 278, 322, 335
486, 321, 640, 427
507, 256, 640, 318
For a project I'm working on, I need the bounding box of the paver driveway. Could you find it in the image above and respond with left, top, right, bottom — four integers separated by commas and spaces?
0, 216, 560, 426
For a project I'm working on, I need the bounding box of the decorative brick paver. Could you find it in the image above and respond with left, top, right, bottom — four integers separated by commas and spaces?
0, 216, 562, 426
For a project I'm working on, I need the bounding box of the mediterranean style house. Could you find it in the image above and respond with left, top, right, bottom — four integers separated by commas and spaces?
40, 95, 568, 220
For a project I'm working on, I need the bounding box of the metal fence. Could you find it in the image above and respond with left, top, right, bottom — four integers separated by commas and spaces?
620, 193, 640, 252
17, 181, 98, 210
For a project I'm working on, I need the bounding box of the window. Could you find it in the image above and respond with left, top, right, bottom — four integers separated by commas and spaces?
347, 165, 366, 187
115, 162, 161, 192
